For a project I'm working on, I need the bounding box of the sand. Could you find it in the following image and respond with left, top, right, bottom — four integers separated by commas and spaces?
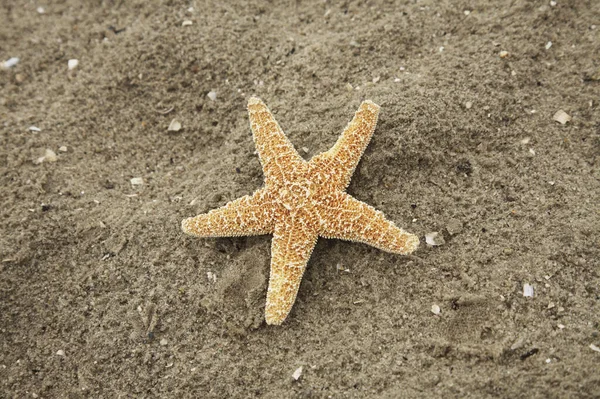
1, 0, 599, 397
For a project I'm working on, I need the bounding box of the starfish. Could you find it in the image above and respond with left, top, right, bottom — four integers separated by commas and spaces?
182, 97, 419, 325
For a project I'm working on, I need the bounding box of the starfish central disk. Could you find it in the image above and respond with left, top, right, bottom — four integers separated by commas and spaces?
182, 97, 419, 325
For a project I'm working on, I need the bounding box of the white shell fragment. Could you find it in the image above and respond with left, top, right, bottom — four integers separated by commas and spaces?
182, 20, 193, 26
590, 344, 600, 353
553, 110, 571, 124
425, 232, 445, 246
35, 149, 57, 164
207, 91, 217, 101
523, 283, 534, 297
545, 41, 553, 50
168, 119, 182, 132
37, 6, 45, 14
56, 350, 65, 356
160, 338, 168, 346
292, 366, 303, 381
58, 146, 68, 152
67, 59, 79, 70
3, 57, 20, 69
431, 304, 441, 315
499, 50, 509, 58
28, 126, 41, 132
130, 177, 144, 186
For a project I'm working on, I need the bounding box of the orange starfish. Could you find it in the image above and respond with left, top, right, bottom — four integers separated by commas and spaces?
182, 97, 419, 325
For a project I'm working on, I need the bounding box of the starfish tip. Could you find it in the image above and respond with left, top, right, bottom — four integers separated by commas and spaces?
248, 96, 263, 106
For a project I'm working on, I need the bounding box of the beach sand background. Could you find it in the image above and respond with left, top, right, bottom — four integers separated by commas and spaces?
1, 0, 599, 397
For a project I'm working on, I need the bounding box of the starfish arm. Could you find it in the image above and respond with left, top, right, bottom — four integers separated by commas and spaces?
265, 212, 319, 325
181, 188, 275, 237
310, 100, 380, 190
320, 192, 419, 255
248, 97, 305, 185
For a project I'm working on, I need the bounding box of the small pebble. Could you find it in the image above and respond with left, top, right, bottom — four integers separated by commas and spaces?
464, 10, 471, 15
465, 101, 473, 109
499, 50, 509, 58
130, 177, 144, 186
545, 41, 552, 50
372, 76, 380, 84
160, 338, 168, 346
425, 232, 445, 246
550, 1, 557, 6
3, 57, 19, 69
557, 324, 565, 329
28, 126, 41, 132
56, 350, 65, 356
58, 146, 67, 152
168, 119, 182, 132
553, 110, 571, 124
292, 366, 303, 381
523, 283, 534, 297
207, 91, 217, 101
431, 304, 441, 315
182, 20, 193, 26
590, 344, 600, 353
36, 6, 45, 14
67, 59, 79, 70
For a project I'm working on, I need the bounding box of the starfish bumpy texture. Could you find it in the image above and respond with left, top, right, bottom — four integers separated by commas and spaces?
182, 97, 419, 325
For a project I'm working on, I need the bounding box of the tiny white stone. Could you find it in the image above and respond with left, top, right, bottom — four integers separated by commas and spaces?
130, 177, 144, 186
168, 119, 182, 132
529, 148, 536, 156
499, 50, 509, 58
431, 304, 441, 315
37, 6, 45, 14
545, 358, 551, 363
464, 10, 471, 15
43, 149, 58, 162
28, 126, 41, 132
67, 59, 79, 70
182, 20, 193, 26
553, 110, 571, 124
590, 344, 600, 353
394, 78, 401, 82
160, 338, 168, 346
3, 57, 19, 69
557, 324, 565, 329
545, 41, 552, 50
465, 101, 473, 109
58, 146, 68, 152
425, 232, 444, 246
439, 46, 444, 52
523, 283, 534, 297
207, 91, 217, 101
550, 1, 557, 6
292, 366, 303, 381
56, 350, 65, 356
372, 76, 380, 83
